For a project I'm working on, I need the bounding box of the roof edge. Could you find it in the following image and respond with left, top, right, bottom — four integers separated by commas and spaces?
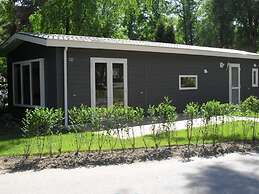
1, 32, 259, 60
46, 39, 259, 60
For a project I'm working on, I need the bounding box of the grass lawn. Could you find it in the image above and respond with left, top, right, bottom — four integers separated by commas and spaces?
0, 121, 259, 157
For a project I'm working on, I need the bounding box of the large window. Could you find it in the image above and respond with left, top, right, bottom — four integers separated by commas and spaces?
179, 75, 198, 90
12, 59, 45, 107
252, 68, 258, 87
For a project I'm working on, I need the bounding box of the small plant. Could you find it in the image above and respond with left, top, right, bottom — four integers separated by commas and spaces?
69, 106, 96, 152
134, 107, 145, 149
95, 108, 106, 153
156, 97, 177, 148
46, 131, 54, 157
200, 100, 221, 146
240, 99, 254, 144
226, 103, 240, 139
241, 96, 259, 141
184, 102, 199, 154
22, 138, 32, 159
147, 105, 161, 149
105, 107, 118, 152
219, 103, 229, 139
71, 128, 84, 155
22, 108, 63, 157
57, 131, 63, 156
113, 106, 127, 151
124, 107, 135, 150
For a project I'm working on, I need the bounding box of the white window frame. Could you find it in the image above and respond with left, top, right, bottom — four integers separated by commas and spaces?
12, 58, 45, 107
179, 75, 198, 90
90, 57, 128, 107
252, 68, 258, 87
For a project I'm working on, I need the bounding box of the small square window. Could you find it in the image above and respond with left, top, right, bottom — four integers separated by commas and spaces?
252, 68, 258, 87
179, 75, 198, 90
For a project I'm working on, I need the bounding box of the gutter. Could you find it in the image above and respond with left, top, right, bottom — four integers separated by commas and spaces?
64, 47, 68, 127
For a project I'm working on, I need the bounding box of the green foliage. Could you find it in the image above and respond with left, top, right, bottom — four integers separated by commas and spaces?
0, 0, 258, 53
240, 96, 259, 141
21, 108, 63, 157
201, 100, 221, 121
22, 108, 63, 136
6, 96, 259, 158
69, 105, 93, 127
156, 97, 177, 123
241, 96, 259, 114
184, 102, 199, 154
184, 102, 199, 120
147, 97, 177, 148
201, 100, 222, 145
156, 97, 177, 147
174, 0, 199, 45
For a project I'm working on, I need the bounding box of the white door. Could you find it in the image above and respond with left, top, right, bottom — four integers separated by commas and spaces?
90, 58, 128, 107
229, 63, 241, 104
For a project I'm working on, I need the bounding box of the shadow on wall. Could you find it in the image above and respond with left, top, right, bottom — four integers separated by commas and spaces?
184, 159, 259, 194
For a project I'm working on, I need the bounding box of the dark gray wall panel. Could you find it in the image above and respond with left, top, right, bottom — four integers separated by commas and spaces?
67, 48, 259, 111
8, 43, 259, 112
7, 42, 59, 109
55, 47, 64, 108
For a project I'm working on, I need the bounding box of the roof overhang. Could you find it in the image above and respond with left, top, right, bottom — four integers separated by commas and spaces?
0, 33, 48, 56
1, 32, 259, 60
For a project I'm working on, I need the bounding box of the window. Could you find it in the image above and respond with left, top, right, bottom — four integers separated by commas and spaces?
179, 75, 198, 90
90, 57, 128, 107
12, 59, 45, 107
252, 68, 258, 87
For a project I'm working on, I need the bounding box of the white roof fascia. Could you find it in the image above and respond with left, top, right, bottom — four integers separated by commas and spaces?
46, 39, 259, 60
15, 33, 48, 46
1, 33, 47, 49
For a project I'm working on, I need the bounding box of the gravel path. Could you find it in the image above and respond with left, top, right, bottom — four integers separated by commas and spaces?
1, 152, 259, 194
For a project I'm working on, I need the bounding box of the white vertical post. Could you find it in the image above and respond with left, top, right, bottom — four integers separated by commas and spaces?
64, 47, 68, 128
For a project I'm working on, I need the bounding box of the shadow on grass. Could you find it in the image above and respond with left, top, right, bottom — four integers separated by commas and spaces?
184, 161, 259, 194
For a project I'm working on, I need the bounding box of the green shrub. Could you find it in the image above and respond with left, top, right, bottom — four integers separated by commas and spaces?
241, 96, 259, 114
240, 96, 259, 142
147, 104, 161, 148
69, 105, 92, 127
22, 108, 63, 136
21, 108, 63, 157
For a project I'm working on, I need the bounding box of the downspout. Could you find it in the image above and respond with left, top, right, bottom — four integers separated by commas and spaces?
64, 47, 68, 128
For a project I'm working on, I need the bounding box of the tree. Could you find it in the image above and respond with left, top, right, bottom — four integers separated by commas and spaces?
195, 0, 220, 47
0, 0, 258, 53
0, 0, 16, 42
174, 0, 199, 45
233, 0, 259, 52
211, 0, 235, 48
155, 18, 176, 43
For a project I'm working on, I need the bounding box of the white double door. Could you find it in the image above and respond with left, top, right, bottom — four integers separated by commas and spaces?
90, 58, 128, 107
229, 63, 240, 104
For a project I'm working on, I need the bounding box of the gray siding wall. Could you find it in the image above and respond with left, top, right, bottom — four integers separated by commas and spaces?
7, 42, 62, 109
7, 42, 259, 112
66, 48, 259, 112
